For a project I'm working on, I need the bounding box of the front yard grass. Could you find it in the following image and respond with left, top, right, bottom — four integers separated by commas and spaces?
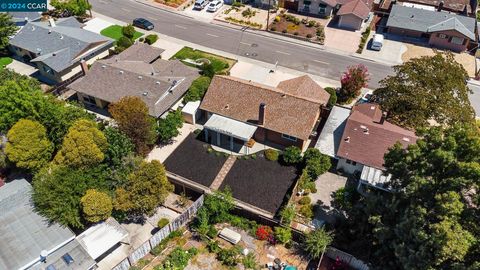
171, 47, 236, 74
100, 25, 143, 41
220, 153, 298, 214
0, 57, 12, 70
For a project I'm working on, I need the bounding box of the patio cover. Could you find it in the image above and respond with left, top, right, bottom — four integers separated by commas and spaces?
204, 114, 257, 141
360, 165, 392, 191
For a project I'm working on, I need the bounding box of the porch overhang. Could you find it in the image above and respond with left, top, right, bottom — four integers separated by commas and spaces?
204, 114, 257, 141
360, 165, 393, 192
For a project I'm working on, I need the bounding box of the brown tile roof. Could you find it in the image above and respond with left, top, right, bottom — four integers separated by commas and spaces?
337, 0, 371, 19
276, 75, 330, 104
322, 0, 339, 7
199, 76, 327, 141
69, 49, 199, 117
336, 103, 417, 169
400, 0, 469, 13
114, 42, 164, 63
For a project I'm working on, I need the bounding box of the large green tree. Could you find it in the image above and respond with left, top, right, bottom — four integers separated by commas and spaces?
104, 127, 134, 167
157, 109, 184, 143
54, 119, 107, 168
0, 13, 17, 50
335, 125, 480, 270
113, 160, 173, 216
81, 189, 113, 223
109, 96, 157, 156
374, 53, 474, 130
5, 119, 53, 172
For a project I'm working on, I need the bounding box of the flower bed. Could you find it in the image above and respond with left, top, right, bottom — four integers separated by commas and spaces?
154, 0, 189, 8
268, 13, 325, 44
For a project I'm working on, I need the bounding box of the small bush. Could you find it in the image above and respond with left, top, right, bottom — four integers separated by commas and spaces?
300, 204, 313, 219
306, 33, 313, 38
274, 226, 292, 244
122, 24, 136, 39
299, 196, 312, 205
307, 20, 316, 27
282, 29, 287, 33
193, 129, 202, 136
145, 34, 159, 45
157, 218, 169, 229
207, 240, 221, 253
324, 87, 337, 107
274, 15, 281, 22
117, 36, 133, 48
282, 146, 302, 164
270, 26, 276, 31
251, 154, 257, 159
217, 247, 241, 266
294, 31, 299, 35
256, 225, 273, 240
242, 253, 258, 269
265, 149, 279, 161
139, 37, 145, 42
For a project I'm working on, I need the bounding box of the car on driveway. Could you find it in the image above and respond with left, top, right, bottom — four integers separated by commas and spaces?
133, 18, 154, 30
207, 0, 223, 12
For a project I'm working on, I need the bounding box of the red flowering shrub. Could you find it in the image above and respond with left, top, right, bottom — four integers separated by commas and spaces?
339, 64, 369, 103
256, 226, 273, 240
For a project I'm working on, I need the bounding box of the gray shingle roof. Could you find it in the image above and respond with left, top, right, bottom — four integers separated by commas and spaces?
0, 179, 76, 270
30, 239, 96, 270
7, 11, 42, 23
69, 44, 200, 117
386, 5, 476, 40
9, 17, 113, 72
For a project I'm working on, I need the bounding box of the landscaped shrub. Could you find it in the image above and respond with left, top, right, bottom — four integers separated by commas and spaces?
242, 253, 258, 269
264, 149, 279, 161
183, 76, 212, 103
300, 204, 313, 219
304, 154, 331, 179
299, 196, 312, 205
306, 33, 313, 38
207, 240, 222, 253
232, 1, 244, 7
282, 146, 302, 165
303, 148, 321, 162
270, 26, 276, 31
274, 226, 292, 244
157, 247, 198, 270
274, 15, 281, 22
307, 20, 316, 27
282, 29, 287, 33
324, 87, 337, 107
294, 32, 299, 35
117, 36, 133, 49
157, 218, 169, 229
256, 225, 273, 240
217, 247, 241, 266
145, 34, 159, 45
122, 24, 136, 40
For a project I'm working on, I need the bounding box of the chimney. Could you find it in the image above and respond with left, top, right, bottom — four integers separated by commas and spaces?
48, 18, 56, 27
438, 0, 444, 11
258, 103, 266, 126
80, 60, 88, 75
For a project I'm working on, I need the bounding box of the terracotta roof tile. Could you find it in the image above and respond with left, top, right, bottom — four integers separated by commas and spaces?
200, 76, 327, 140
337, 0, 371, 19
276, 75, 331, 104
336, 104, 417, 169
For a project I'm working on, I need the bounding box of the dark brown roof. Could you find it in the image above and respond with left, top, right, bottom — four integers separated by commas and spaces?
276, 75, 330, 104
200, 76, 327, 141
337, 0, 371, 19
69, 47, 199, 117
114, 42, 164, 63
336, 103, 417, 169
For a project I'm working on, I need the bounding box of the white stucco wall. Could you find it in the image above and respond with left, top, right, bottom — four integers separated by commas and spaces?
336, 158, 364, 174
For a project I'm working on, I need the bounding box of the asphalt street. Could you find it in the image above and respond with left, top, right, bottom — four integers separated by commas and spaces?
90, 0, 394, 88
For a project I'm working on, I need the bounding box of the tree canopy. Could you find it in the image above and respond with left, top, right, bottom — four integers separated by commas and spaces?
54, 119, 107, 168
303, 228, 333, 259
113, 160, 173, 216
157, 109, 184, 143
109, 96, 157, 156
50, 0, 91, 16
104, 127, 134, 168
335, 125, 480, 270
81, 189, 113, 223
339, 65, 369, 103
5, 119, 53, 172
374, 53, 474, 130
0, 13, 18, 50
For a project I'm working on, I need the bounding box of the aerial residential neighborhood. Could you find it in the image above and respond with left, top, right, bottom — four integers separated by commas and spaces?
0, 0, 479, 269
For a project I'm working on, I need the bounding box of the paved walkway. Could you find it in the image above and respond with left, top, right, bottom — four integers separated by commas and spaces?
147, 124, 196, 163
209, 155, 236, 190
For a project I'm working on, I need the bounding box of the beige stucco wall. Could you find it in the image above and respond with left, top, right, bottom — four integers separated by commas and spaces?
338, 14, 363, 30
298, 0, 334, 17
336, 158, 364, 174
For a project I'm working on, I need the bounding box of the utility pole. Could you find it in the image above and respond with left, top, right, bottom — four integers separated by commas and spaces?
266, 0, 272, 31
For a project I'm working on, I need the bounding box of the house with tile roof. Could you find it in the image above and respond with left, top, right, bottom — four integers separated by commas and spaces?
199, 75, 330, 153
297, 0, 371, 30
69, 43, 199, 118
386, 4, 476, 52
316, 103, 417, 191
0, 179, 96, 270
8, 17, 114, 84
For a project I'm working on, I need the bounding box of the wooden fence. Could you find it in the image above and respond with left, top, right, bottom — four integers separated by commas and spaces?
324, 247, 370, 270
111, 195, 204, 270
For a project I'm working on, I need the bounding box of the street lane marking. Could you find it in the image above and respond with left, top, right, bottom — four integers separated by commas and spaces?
147, 16, 157, 21
240, 42, 251, 46
275, 50, 291, 55
121, 7, 130, 12
313, 60, 330, 65
175, 24, 187, 29
207, 33, 219, 37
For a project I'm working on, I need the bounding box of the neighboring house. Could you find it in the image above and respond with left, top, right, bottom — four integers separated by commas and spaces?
316, 104, 417, 191
8, 17, 114, 84
386, 4, 476, 52
379, 0, 475, 14
8, 12, 42, 27
200, 75, 330, 153
0, 179, 96, 270
69, 43, 199, 118
297, 0, 337, 17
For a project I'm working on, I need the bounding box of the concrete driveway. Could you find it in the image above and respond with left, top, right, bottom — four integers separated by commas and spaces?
183, 3, 224, 22
7, 59, 37, 76
83, 17, 115, 34
323, 27, 361, 53
361, 33, 406, 64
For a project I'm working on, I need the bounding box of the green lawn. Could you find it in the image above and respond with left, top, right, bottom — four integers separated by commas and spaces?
0, 57, 12, 70
100, 25, 143, 41
171, 47, 236, 73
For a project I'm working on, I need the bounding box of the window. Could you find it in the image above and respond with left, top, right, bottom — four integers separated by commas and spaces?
43, 65, 52, 73
438, 33, 448, 39
345, 159, 357, 166
450, 36, 464, 45
62, 253, 74, 265
281, 134, 297, 141
83, 95, 96, 105
302, 0, 311, 12
319, 3, 327, 14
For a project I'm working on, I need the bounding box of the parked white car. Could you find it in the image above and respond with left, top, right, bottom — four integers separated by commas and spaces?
370, 34, 384, 51
207, 0, 223, 12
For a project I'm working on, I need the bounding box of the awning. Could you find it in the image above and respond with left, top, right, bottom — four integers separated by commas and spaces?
360, 165, 392, 191
204, 114, 257, 141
